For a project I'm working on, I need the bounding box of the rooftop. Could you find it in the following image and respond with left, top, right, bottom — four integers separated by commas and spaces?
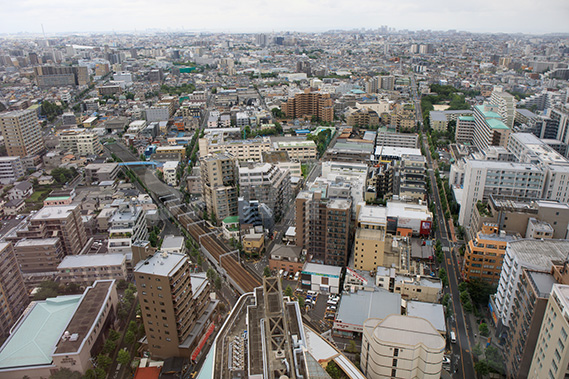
58, 254, 125, 269
134, 252, 187, 277
303, 262, 342, 278
365, 314, 445, 350
406, 301, 446, 333
527, 271, 556, 298
31, 204, 79, 221
508, 239, 569, 269
0, 295, 82, 369
336, 289, 401, 328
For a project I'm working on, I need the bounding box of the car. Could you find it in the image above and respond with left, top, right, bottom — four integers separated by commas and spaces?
327, 305, 336, 311
288, 272, 294, 280
443, 356, 451, 366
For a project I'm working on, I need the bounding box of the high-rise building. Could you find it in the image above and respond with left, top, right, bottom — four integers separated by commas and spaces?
528, 284, 569, 379
472, 105, 511, 151
283, 89, 334, 122
8, 204, 87, 256
295, 181, 351, 267
33, 65, 89, 87
0, 109, 45, 161
489, 90, 516, 129
134, 251, 217, 359
238, 163, 291, 222
255, 33, 268, 47
58, 129, 103, 156
361, 315, 445, 379
0, 242, 29, 342
201, 153, 238, 224
14, 238, 63, 274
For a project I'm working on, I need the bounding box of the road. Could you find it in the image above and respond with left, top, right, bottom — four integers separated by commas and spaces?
410, 74, 475, 379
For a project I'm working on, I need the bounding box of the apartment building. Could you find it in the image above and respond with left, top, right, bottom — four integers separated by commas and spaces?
0, 242, 29, 342
489, 90, 516, 129
376, 129, 419, 149
84, 163, 120, 184
162, 161, 179, 186
472, 104, 511, 151
152, 146, 185, 161
429, 111, 448, 132
0, 109, 45, 162
457, 160, 545, 227
295, 182, 351, 267
108, 201, 149, 254
9, 204, 87, 256
134, 252, 217, 359
347, 108, 380, 127
201, 153, 238, 223
283, 89, 334, 122
375, 267, 442, 303
491, 239, 569, 330
198, 134, 272, 161
58, 254, 127, 285
33, 65, 89, 87
504, 269, 557, 378
58, 129, 103, 156
0, 156, 25, 185
361, 315, 445, 379
527, 284, 569, 379
462, 223, 519, 285
353, 203, 391, 271
14, 238, 63, 274
273, 140, 317, 161
238, 162, 291, 221
455, 115, 476, 144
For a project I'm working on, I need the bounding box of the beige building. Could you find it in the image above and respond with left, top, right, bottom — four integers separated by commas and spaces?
58, 129, 103, 156
528, 284, 569, 379
14, 238, 63, 274
134, 252, 217, 359
84, 163, 120, 184
353, 204, 397, 271
273, 140, 317, 161
57, 254, 127, 285
0, 109, 45, 162
361, 315, 445, 379
201, 153, 238, 223
283, 89, 334, 122
375, 267, 442, 303
0, 242, 29, 342
199, 134, 272, 161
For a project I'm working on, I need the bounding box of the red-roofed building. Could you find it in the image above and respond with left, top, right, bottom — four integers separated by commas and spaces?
133, 366, 161, 379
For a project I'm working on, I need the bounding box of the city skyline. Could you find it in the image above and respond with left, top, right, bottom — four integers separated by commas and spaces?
1, 0, 568, 35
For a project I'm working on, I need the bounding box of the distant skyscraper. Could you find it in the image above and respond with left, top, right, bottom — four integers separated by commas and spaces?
255, 33, 268, 47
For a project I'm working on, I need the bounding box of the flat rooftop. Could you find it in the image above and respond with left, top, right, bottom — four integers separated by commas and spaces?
366, 314, 445, 350
31, 204, 78, 221
0, 295, 82, 369
508, 240, 569, 269
527, 271, 556, 298
303, 262, 342, 278
336, 289, 401, 328
58, 254, 125, 269
15, 237, 59, 247
54, 281, 114, 354
406, 301, 446, 333
135, 252, 187, 277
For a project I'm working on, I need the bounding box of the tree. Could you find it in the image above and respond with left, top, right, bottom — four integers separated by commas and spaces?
346, 340, 358, 353
117, 279, 128, 290
102, 339, 116, 355
263, 267, 271, 277
298, 297, 305, 308
325, 360, 345, 379
467, 279, 497, 306
475, 360, 490, 376
284, 285, 293, 298
117, 349, 131, 366
96, 354, 112, 371
214, 276, 222, 290
125, 330, 136, 345
49, 368, 82, 379
33, 280, 61, 300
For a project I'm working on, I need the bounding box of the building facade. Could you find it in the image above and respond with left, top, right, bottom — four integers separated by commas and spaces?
0, 109, 45, 161
283, 89, 334, 122
201, 153, 238, 223
0, 242, 29, 342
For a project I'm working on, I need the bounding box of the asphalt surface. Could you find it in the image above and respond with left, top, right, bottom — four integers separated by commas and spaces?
411, 75, 475, 379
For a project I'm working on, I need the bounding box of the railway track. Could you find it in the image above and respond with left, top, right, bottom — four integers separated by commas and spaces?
168, 201, 261, 294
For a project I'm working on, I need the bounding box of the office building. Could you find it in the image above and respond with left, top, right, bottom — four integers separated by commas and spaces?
238, 162, 291, 222
58, 129, 103, 156
489, 90, 516, 129
462, 223, 519, 285
0, 156, 25, 185
201, 153, 238, 223
528, 284, 569, 379
0, 281, 118, 378
361, 315, 445, 379
0, 242, 29, 342
134, 252, 218, 359
0, 109, 45, 161
295, 182, 351, 267
14, 238, 63, 274
283, 89, 334, 122
472, 105, 511, 151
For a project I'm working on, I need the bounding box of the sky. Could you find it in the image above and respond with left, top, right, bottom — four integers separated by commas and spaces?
1, 0, 568, 35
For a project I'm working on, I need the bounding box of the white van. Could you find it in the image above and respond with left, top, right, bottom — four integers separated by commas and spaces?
450, 331, 456, 344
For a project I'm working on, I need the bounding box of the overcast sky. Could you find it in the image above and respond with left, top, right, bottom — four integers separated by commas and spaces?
1, 0, 568, 35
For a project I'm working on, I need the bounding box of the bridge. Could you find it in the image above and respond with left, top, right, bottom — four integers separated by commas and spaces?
118, 161, 161, 168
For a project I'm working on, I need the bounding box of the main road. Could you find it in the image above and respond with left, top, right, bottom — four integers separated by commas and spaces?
410, 75, 475, 379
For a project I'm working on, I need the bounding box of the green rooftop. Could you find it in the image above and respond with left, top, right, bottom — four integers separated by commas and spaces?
222, 216, 239, 224
486, 118, 509, 130
459, 116, 475, 121
45, 196, 70, 201
0, 295, 82, 369
475, 105, 501, 119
